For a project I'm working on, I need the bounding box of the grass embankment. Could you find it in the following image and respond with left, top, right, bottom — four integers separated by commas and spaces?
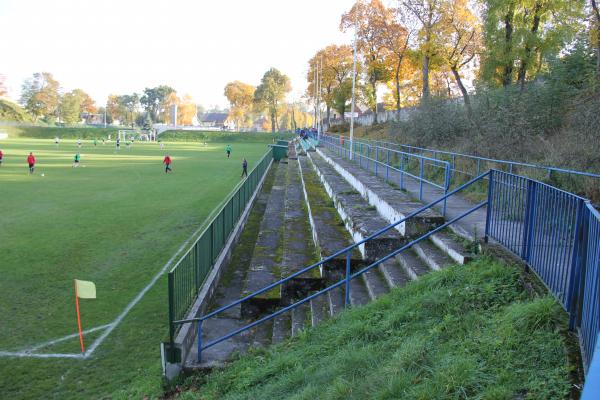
175, 258, 574, 399
0, 137, 271, 399
160, 130, 294, 143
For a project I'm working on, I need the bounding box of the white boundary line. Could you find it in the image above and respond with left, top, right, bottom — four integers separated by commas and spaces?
0, 151, 272, 359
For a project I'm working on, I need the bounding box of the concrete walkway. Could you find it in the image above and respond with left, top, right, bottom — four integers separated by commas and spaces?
319, 145, 488, 241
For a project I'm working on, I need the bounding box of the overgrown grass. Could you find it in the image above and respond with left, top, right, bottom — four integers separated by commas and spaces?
175, 258, 573, 399
0, 137, 271, 399
160, 130, 294, 143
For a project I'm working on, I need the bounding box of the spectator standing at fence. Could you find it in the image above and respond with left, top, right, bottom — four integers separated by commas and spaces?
163, 155, 172, 173
241, 158, 248, 178
27, 152, 36, 174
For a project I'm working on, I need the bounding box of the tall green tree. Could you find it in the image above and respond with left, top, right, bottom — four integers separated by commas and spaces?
60, 91, 83, 124
20, 72, 61, 121
481, 0, 585, 88
254, 68, 291, 133
140, 85, 175, 122
592, 0, 600, 74
341, 0, 393, 122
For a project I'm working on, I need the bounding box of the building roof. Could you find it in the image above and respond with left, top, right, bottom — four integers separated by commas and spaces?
202, 112, 229, 123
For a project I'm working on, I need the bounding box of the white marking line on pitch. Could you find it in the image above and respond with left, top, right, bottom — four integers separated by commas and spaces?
0, 174, 251, 359
25, 323, 114, 353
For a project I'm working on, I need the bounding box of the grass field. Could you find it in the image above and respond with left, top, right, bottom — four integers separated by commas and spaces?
177, 258, 573, 400
0, 136, 271, 399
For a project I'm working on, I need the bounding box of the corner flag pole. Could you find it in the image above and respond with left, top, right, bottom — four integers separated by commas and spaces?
74, 280, 85, 353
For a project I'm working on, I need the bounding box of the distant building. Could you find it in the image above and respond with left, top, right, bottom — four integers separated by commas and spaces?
200, 113, 235, 130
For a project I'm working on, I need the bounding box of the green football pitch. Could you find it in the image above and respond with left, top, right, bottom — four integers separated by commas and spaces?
0, 136, 271, 399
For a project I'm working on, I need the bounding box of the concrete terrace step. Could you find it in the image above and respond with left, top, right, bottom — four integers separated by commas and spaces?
362, 267, 390, 300
272, 313, 291, 345
291, 303, 310, 337
413, 239, 455, 271
379, 259, 411, 289
317, 146, 444, 238
308, 152, 405, 261
395, 249, 432, 281
430, 231, 472, 265
349, 278, 371, 307
297, 154, 363, 280
328, 287, 346, 316
281, 147, 322, 301
310, 294, 330, 327
241, 162, 288, 317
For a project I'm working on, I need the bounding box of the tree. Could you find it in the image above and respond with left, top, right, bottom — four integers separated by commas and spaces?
438, 0, 482, 116
71, 89, 96, 114
382, 15, 412, 113
61, 92, 83, 124
401, 0, 448, 100
481, 0, 585, 87
254, 68, 291, 133
178, 94, 197, 125
591, 0, 600, 74
341, 0, 393, 122
119, 94, 140, 127
332, 79, 353, 117
20, 72, 61, 121
140, 85, 175, 122
224, 81, 255, 130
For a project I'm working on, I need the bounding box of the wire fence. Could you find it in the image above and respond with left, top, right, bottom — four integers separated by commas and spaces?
486, 170, 600, 373
168, 149, 273, 345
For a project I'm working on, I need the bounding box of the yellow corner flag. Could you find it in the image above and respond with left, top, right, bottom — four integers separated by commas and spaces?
75, 279, 96, 299
74, 279, 96, 353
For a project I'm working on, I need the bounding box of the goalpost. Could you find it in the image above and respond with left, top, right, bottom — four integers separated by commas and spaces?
118, 130, 137, 141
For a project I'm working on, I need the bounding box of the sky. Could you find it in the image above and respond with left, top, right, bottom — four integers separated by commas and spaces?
0, 0, 356, 109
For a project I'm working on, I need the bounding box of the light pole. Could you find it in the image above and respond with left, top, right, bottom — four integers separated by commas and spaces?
349, 19, 358, 160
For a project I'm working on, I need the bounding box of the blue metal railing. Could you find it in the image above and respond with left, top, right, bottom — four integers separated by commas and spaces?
485, 169, 600, 381
173, 170, 490, 362
319, 134, 451, 216
324, 133, 600, 183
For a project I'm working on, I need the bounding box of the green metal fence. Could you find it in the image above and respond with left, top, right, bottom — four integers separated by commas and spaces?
168, 149, 273, 345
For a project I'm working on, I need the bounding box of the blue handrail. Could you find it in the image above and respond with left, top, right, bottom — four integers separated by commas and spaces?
323, 133, 600, 181
173, 171, 491, 362
319, 134, 451, 215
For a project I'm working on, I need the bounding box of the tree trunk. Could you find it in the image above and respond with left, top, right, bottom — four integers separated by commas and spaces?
422, 55, 431, 99
271, 111, 276, 133
371, 79, 378, 124
326, 104, 331, 128
502, 3, 516, 87
517, 1, 542, 91
395, 60, 402, 120
593, 0, 600, 75
451, 67, 473, 119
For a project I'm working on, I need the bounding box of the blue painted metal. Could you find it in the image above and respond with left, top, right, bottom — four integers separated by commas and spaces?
319, 134, 450, 195
582, 333, 600, 400
323, 133, 600, 182
486, 170, 600, 380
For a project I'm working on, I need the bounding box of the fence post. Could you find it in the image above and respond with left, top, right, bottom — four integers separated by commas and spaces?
443, 164, 450, 217
386, 149, 390, 182
521, 179, 538, 264
400, 154, 405, 190
375, 146, 379, 176
345, 250, 351, 308
197, 319, 203, 363
168, 272, 176, 361
567, 201, 590, 330
484, 171, 495, 243
419, 158, 424, 201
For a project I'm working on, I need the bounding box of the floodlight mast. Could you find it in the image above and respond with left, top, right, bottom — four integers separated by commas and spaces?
349, 19, 358, 160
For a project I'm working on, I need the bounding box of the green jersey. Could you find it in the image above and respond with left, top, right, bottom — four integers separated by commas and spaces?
74, 154, 80, 162
226, 145, 232, 152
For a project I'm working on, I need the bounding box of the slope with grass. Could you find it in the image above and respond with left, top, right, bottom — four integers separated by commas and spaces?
0, 137, 270, 399
175, 258, 574, 400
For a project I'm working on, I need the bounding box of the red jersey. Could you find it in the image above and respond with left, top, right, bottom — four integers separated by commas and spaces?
0, 150, 3, 158
27, 154, 35, 165
163, 156, 171, 165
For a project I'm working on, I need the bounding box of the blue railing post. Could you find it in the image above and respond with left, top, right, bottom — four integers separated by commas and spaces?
345, 250, 351, 308
484, 170, 495, 242
386, 149, 390, 182
567, 201, 589, 330
419, 158, 424, 200
476, 159, 481, 176
522, 180, 538, 264
400, 154, 405, 190
375, 146, 379, 176
197, 319, 203, 363
443, 164, 450, 217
